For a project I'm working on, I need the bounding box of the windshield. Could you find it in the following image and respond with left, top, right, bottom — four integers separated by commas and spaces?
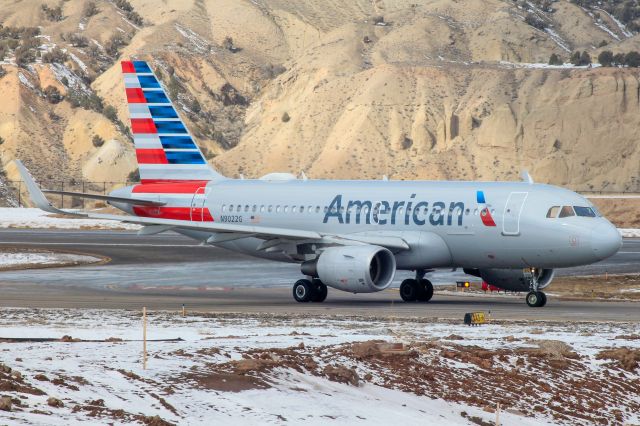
574, 206, 596, 217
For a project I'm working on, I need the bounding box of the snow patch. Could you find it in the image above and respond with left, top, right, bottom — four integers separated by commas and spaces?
0, 251, 99, 269
49, 63, 91, 93
545, 27, 571, 52
619, 228, 640, 238
69, 52, 88, 73
18, 72, 35, 90
175, 23, 211, 53
0, 208, 141, 230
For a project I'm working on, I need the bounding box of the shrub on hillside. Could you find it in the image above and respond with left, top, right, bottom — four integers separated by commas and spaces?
598, 50, 614, 67
105, 33, 127, 57
103, 105, 118, 123
15, 46, 35, 67
83, 1, 99, 18
281, 112, 290, 122
41, 4, 64, 21
525, 12, 546, 30
67, 33, 89, 47
42, 47, 69, 64
44, 85, 63, 104
625, 51, 640, 67
570, 50, 591, 66
0, 65, 6, 78
92, 134, 105, 147
548, 53, 563, 65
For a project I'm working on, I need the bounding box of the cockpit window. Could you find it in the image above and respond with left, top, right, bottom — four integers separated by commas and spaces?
558, 206, 575, 218
546, 206, 560, 218
574, 206, 596, 217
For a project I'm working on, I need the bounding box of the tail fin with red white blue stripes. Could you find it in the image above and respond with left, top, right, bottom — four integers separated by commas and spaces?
121, 60, 226, 184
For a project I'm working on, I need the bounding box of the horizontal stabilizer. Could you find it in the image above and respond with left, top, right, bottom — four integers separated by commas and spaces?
15, 160, 85, 216
43, 190, 166, 206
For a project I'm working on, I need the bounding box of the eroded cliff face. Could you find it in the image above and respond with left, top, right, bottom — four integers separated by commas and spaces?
219, 62, 640, 191
0, 0, 638, 197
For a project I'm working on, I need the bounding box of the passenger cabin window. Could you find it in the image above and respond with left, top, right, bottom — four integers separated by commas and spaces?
558, 206, 575, 218
546, 206, 560, 218
574, 206, 596, 217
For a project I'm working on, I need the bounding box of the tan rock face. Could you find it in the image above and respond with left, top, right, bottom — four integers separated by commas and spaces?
0, 0, 638, 199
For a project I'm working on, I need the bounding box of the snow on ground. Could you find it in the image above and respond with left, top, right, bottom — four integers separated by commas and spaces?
499, 60, 602, 69
620, 228, 640, 238
0, 309, 638, 425
0, 208, 140, 230
0, 251, 99, 270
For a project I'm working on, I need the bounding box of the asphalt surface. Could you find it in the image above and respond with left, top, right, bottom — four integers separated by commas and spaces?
0, 229, 638, 321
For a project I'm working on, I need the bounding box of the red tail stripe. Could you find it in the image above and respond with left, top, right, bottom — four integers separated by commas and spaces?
126, 88, 146, 104
121, 61, 136, 73
131, 118, 157, 134
132, 206, 214, 222
133, 181, 210, 193
136, 149, 167, 164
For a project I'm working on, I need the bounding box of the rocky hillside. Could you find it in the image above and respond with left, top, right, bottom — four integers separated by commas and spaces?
1, 0, 640, 206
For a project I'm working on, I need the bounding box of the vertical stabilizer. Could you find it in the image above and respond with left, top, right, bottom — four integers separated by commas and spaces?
121, 60, 226, 184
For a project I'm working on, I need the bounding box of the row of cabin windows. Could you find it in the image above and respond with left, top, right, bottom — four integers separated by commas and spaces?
546, 205, 597, 218
221, 204, 497, 216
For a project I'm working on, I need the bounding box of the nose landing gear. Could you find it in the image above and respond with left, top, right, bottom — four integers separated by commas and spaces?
524, 268, 547, 307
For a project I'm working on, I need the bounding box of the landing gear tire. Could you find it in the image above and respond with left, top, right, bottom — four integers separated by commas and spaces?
526, 291, 546, 307
293, 279, 314, 303
417, 279, 434, 302
400, 279, 418, 302
311, 279, 328, 303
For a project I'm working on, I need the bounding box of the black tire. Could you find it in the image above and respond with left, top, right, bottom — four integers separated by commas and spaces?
539, 291, 547, 307
417, 279, 434, 302
311, 279, 328, 302
400, 279, 418, 302
293, 279, 314, 303
526, 291, 545, 307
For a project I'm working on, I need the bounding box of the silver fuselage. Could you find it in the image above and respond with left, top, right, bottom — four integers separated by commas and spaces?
112, 179, 622, 270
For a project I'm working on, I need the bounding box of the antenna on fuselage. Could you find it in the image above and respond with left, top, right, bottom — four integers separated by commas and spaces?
300, 171, 308, 180
521, 170, 534, 184
382, 175, 389, 181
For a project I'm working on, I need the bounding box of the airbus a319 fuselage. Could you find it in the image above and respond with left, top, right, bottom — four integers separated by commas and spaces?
17, 60, 622, 308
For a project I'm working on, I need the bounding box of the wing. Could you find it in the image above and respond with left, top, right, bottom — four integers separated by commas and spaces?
15, 161, 409, 251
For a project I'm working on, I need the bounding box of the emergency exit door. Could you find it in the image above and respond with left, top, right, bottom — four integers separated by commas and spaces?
190, 187, 209, 221
502, 192, 528, 236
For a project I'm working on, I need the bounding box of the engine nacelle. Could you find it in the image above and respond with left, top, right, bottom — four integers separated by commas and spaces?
465, 268, 555, 292
301, 245, 396, 293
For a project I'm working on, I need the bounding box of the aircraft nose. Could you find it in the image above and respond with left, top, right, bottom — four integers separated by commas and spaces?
591, 222, 622, 261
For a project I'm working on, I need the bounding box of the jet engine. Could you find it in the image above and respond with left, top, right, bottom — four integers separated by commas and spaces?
464, 268, 555, 292
301, 245, 396, 293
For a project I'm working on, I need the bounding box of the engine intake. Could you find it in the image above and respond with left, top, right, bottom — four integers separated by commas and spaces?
301, 245, 396, 293
464, 268, 555, 292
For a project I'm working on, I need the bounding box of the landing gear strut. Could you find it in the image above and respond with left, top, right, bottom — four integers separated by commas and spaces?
400, 270, 434, 302
293, 278, 327, 303
524, 268, 547, 307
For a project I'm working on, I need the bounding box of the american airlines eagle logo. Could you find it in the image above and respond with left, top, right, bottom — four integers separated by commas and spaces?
477, 190, 496, 227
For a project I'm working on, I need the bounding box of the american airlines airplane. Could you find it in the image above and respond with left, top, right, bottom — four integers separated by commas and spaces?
16, 60, 623, 308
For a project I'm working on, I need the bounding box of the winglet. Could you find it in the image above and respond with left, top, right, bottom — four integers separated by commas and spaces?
14, 160, 85, 216
521, 170, 534, 184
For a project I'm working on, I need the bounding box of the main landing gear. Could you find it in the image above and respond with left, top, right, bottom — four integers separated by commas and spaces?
400, 270, 434, 302
293, 278, 328, 303
524, 268, 547, 307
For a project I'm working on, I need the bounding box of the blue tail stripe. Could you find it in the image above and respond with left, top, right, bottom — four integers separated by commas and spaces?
155, 121, 188, 134
138, 75, 161, 89
165, 151, 206, 164
142, 90, 170, 104
159, 136, 196, 149
133, 61, 152, 73
149, 106, 178, 119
